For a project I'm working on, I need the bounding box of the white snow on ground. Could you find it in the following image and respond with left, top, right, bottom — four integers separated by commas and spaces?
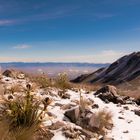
1, 76, 140, 140
46, 90, 140, 140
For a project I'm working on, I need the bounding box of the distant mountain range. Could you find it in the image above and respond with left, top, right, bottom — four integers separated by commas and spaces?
72, 52, 140, 85
0, 62, 109, 69
0, 62, 109, 79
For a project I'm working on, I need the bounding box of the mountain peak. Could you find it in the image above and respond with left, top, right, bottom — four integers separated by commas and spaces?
72, 52, 140, 85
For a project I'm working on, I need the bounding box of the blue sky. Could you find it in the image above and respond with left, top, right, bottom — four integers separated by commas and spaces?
0, 0, 140, 63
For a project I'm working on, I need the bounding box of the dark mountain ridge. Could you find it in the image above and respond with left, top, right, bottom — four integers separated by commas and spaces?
72, 52, 140, 85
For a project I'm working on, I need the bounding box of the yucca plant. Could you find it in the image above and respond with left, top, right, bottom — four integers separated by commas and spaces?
0, 84, 51, 140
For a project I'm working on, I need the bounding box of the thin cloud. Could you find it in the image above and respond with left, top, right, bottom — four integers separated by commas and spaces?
132, 27, 140, 31
0, 19, 17, 26
13, 44, 31, 49
0, 6, 79, 26
94, 13, 115, 19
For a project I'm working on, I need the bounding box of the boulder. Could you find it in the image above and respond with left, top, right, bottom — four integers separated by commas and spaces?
134, 109, 140, 116
98, 92, 117, 103
115, 97, 125, 104
95, 85, 117, 96
17, 73, 25, 79
3, 70, 16, 78
65, 107, 80, 123
3, 69, 25, 79
65, 107, 113, 136
95, 85, 127, 104
135, 98, 140, 105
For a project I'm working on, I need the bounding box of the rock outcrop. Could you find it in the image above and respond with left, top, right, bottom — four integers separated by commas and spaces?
94, 85, 136, 104
3, 69, 25, 79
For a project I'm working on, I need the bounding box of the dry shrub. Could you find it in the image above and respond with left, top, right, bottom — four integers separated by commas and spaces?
79, 92, 92, 112
30, 74, 53, 89
94, 110, 113, 136
55, 73, 72, 90
0, 121, 35, 140
0, 121, 53, 140
30, 73, 72, 91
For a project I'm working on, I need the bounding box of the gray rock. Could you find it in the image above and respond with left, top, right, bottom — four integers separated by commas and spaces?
95, 85, 117, 96
3, 69, 15, 77
118, 116, 125, 120
65, 107, 80, 123
92, 104, 99, 109
135, 98, 140, 105
123, 106, 129, 110
116, 97, 125, 104
123, 130, 129, 133
94, 85, 120, 104
134, 109, 140, 116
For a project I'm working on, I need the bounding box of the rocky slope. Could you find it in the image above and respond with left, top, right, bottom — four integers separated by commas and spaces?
0, 71, 140, 140
72, 52, 140, 85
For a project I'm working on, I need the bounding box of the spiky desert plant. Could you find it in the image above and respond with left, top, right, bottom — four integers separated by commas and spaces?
0, 84, 51, 140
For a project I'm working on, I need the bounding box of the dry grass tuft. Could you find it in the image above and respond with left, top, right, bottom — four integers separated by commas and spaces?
79, 92, 90, 112
94, 110, 113, 136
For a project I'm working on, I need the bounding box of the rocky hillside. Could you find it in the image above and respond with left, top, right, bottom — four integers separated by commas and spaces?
0, 70, 140, 140
72, 52, 140, 85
